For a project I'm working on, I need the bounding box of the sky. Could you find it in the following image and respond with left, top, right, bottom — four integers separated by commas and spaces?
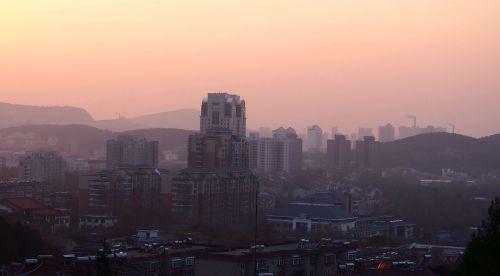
1, 0, 499, 137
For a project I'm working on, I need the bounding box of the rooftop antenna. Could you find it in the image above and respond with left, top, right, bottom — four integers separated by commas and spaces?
446, 123, 455, 134
404, 114, 417, 128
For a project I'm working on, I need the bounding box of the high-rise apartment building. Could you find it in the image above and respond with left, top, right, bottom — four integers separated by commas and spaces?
273, 127, 303, 173
378, 123, 396, 142
106, 135, 159, 169
358, 128, 374, 140
306, 125, 323, 152
78, 167, 171, 214
326, 135, 352, 173
200, 93, 246, 138
248, 137, 283, 173
173, 93, 258, 227
188, 129, 248, 169
172, 167, 257, 226
248, 127, 302, 173
18, 151, 65, 185
355, 136, 380, 168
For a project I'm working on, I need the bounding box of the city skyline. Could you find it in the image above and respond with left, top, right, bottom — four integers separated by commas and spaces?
2, 1, 499, 137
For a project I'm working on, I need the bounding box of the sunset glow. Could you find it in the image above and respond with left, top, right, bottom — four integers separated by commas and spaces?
1, 0, 499, 136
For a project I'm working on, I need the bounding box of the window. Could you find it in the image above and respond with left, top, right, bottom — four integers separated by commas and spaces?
347, 251, 356, 261
324, 254, 335, 265
149, 261, 160, 272
292, 255, 301, 266
256, 260, 268, 270
170, 258, 183, 269
277, 257, 285, 266
212, 111, 220, 125
310, 255, 317, 265
185, 257, 195, 266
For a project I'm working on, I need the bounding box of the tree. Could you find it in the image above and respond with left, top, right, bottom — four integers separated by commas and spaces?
0, 217, 44, 265
456, 197, 500, 275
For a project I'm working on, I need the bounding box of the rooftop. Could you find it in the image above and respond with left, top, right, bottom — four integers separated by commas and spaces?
268, 204, 355, 221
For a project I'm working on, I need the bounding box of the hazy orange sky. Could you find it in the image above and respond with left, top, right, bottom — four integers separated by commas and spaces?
1, 1, 499, 137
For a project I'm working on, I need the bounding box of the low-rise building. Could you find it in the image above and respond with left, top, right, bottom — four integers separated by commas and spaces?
0, 197, 70, 234
355, 215, 416, 240
267, 203, 357, 234
195, 241, 342, 276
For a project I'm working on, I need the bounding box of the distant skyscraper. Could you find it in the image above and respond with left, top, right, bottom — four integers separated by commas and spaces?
173, 92, 258, 227
248, 127, 302, 173
358, 128, 374, 140
189, 92, 249, 169
326, 135, 352, 173
273, 127, 303, 173
106, 135, 159, 169
306, 125, 323, 152
355, 136, 380, 168
18, 151, 64, 185
331, 127, 338, 137
258, 127, 272, 138
378, 123, 396, 142
200, 93, 246, 138
350, 133, 358, 149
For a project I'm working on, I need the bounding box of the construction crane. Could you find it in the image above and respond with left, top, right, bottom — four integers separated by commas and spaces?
404, 114, 417, 128
446, 123, 455, 134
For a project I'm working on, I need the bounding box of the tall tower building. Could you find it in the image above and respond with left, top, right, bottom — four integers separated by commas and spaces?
273, 127, 303, 173
378, 123, 396, 142
189, 93, 248, 169
200, 93, 246, 138
306, 125, 323, 152
174, 93, 258, 227
355, 136, 380, 168
326, 135, 352, 173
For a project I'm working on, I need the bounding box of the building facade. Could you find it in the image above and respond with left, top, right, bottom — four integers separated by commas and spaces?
18, 151, 65, 185
106, 135, 159, 169
173, 93, 259, 227
306, 125, 323, 153
326, 135, 352, 174
172, 168, 258, 226
248, 127, 303, 174
355, 136, 380, 168
267, 203, 357, 235
188, 129, 248, 169
378, 123, 396, 142
78, 167, 171, 214
200, 93, 246, 138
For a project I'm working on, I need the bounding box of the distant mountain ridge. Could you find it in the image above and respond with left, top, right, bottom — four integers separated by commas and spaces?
0, 101, 199, 131
380, 132, 500, 175
0, 124, 195, 154
0, 102, 94, 129
130, 109, 199, 130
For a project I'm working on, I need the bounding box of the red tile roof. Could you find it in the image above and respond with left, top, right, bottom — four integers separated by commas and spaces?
1, 197, 63, 216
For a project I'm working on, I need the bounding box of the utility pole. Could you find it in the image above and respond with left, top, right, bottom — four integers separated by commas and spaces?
254, 186, 259, 275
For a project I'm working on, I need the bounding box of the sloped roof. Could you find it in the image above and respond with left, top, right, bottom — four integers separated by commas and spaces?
268, 204, 355, 221
1, 197, 62, 216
